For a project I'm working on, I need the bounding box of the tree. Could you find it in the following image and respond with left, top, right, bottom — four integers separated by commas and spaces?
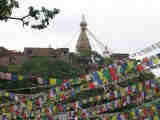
21, 57, 81, 79
0, 0, 60, 30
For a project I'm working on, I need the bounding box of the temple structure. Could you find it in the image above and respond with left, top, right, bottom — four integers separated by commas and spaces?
76, 15, 91, 53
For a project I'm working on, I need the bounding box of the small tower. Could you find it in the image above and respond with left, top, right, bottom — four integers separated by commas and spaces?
103, 45, 111, 57
76, 15, 91, 53
48, 43, 52, 48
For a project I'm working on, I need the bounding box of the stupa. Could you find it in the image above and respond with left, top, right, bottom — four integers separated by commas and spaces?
76, 15, 91, 53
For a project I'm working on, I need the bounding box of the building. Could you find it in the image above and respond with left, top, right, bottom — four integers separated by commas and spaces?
24, 47, 69, 57
76, 15, 92, 53
24, 47, 70, 62
0, 47, 24, 66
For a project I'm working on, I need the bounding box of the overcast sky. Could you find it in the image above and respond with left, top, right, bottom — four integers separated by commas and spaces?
1, 0, 160, 54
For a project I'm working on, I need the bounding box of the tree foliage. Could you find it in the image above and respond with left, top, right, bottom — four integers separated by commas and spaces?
21, 57, 81, 79
0, 0, 60, 29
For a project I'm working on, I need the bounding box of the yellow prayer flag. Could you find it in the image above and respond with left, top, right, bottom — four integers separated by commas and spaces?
131, 111, 136, 118
42, 108, 45, 113
152, 105, 157, 112
97, 71, 104, 80
138, 83, 143, 91
49, 78, 56, 85
80, 85, 84, 91
153, 58, 160, 65
153, 115, 159, 120
5, 92, 9, 97
18, 75, 24, 80
27, 101, 32, 111
112, 115, 117, 120
126, 60, 134, 72
6, 113, 11, 120
82, 99, 87, 104
89, 97, 94, 102
120, 88, 126, 96
2, 108, 6, 112
53, 106, 56, 112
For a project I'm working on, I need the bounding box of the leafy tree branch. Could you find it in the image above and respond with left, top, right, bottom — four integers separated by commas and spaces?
0, 0, 60, 30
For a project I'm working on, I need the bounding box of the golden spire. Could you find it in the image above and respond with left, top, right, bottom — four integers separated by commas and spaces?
76, 15, 91, 53
80, 14, 87, 30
